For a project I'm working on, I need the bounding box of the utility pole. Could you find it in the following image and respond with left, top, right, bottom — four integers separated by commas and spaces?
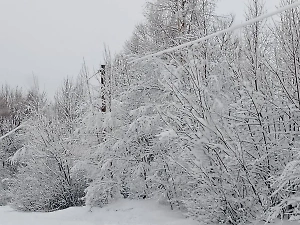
100, 64, 106, 113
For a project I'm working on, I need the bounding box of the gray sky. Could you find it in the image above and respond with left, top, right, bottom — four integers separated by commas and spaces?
216, 0, 280, 21
0, 0, 281, 99
0, 0, 147, 98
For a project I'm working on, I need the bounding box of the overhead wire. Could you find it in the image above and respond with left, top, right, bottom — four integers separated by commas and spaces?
129, 1, 300, 63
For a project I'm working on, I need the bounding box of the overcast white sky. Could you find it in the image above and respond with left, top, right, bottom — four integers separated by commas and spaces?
0, 0, 148, 98
0, 0, 281, 99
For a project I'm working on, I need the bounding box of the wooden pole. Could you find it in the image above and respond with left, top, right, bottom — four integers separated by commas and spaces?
100, 65, 106, 112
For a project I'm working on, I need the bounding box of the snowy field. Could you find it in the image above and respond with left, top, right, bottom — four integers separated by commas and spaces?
2, 200, 300, 225
0, 199, 199, 225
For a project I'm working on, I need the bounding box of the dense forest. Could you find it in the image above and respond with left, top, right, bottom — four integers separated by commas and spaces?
1, 0, 300, 224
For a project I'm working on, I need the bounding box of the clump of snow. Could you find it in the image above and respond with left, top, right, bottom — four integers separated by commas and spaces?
0, 199, 199, 225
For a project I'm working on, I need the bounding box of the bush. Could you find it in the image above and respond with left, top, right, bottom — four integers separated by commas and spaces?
10, 157, 88, 212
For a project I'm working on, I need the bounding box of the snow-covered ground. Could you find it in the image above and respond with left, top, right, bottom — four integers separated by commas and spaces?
0, 199, 199, 225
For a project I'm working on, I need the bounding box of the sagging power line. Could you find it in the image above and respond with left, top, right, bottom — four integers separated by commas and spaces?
129, 1, 300, 63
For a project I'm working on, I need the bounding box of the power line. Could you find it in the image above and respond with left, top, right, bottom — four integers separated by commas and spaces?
129, 1, 300, 63
0, 123, 27, 142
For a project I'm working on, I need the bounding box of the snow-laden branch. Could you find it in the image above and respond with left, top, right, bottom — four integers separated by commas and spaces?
130, 1, 300, 63
0, 123, 27, 142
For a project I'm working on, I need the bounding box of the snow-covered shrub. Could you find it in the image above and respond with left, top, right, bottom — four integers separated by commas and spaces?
8, 112, 89, 212
0, 178, 12, 206
10, 156, 87, 212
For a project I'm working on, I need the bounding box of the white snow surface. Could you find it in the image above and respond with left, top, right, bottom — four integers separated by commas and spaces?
0, 199, 200, 225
